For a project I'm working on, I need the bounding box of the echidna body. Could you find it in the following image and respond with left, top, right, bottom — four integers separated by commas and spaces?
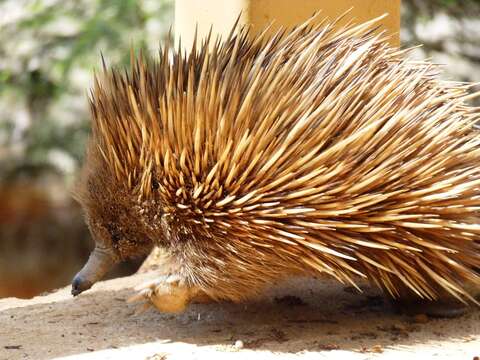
72, 15, 480, 314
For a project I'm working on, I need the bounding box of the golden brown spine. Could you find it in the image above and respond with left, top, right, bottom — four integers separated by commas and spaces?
84, 14, 480, 305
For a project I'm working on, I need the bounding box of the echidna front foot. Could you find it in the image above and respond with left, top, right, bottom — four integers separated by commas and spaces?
129, 274, 198, 313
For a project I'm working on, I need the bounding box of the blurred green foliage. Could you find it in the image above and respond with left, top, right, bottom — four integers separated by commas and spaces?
404, 0, 480, 16
402, 0, 480, 87
0, 0, 173, 181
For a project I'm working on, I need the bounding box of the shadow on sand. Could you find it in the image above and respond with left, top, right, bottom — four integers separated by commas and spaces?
1, 274, 478, 359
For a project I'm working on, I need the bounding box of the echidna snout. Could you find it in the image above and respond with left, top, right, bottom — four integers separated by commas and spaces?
72, 245, 117, 296
72, 154, 155, 295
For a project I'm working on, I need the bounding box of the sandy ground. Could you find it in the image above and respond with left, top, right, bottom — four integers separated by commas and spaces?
0, 273, 479, 360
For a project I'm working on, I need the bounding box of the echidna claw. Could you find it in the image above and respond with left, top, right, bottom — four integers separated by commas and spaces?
133, 301, 152, 315
127, 288, 152, 303
129, 274, 193, 313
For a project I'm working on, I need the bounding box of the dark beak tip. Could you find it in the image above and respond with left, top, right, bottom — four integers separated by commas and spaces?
71, 275, 92, 297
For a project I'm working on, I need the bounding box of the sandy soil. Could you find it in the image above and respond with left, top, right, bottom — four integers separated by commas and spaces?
0, 272, 479, 360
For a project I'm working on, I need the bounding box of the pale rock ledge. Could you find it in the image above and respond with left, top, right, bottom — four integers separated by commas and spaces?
1, 272, 479, 360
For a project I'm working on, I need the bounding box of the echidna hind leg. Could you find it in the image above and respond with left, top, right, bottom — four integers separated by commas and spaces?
129, 274, 198, 313
384, 280, 480, 318
390, 297, 468, 318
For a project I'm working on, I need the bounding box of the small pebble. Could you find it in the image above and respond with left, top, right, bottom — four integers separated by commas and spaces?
414, 314, 429, 324
234, 340, 244, 349
318, 343, 340, 351
370, 345, 384, 353
145, 354, 167, 360
391, 323, 407, 332
4, 345, 22, 350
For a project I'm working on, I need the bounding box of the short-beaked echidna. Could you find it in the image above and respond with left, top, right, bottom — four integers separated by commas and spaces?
72, 15, 480, 315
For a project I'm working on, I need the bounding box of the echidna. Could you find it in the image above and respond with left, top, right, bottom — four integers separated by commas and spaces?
72, 14, 480, 316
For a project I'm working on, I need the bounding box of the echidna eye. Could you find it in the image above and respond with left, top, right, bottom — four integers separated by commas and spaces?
152, 180, 159, 190
111, 232, 121, 242
105, 223, 121, 243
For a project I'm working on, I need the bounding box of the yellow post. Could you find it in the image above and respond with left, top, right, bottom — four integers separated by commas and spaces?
175, 0, 401, 48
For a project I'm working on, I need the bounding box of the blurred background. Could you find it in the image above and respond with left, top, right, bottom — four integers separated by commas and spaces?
0, 0, 479, 299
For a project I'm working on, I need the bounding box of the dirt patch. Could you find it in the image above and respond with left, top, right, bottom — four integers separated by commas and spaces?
0, 273, 479, 359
